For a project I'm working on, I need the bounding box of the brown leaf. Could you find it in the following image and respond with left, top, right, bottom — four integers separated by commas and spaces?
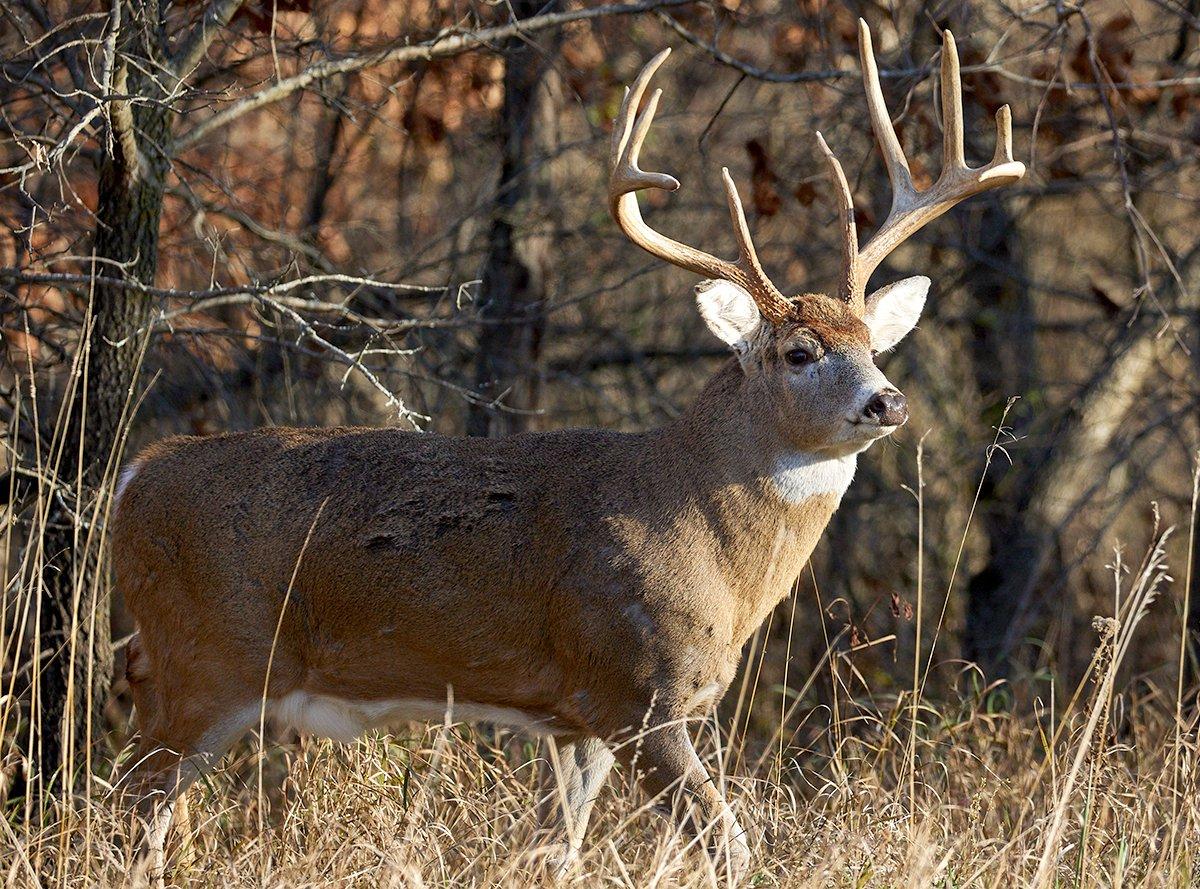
890, 591, 914, 622
1171, 90, 1199, 121
745, 139, 781, 217
848, 623, 864, 648
794, 180, 817, 207
960, 46, 1006, 115
237, 0, 312, 33
1103, 14, 1134, 35
908, 155, 934, 191
772, 23, 820, 65
1068, 14, 1155, 109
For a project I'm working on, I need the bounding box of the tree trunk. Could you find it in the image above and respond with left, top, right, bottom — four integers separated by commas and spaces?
33, 16, 170, 787
957, 199, 1040, 677
1189, 461, 1200, 689
467, 0, 560, 437
1184, 254, 1200, 691
964, 327, 1159, 678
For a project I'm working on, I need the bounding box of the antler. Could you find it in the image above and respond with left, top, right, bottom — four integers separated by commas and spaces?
819, 20, 1026, 312
609, 48, 796, 324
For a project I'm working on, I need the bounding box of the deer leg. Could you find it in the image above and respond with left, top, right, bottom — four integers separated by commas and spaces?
121, 737, 201, 887
120, 701, 255, 887
538, 736, 614, 876
617, 721, 750, 881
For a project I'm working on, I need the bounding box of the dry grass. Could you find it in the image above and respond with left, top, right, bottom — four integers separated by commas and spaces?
2, 366, 1198, 888
2, 519, 1198, 888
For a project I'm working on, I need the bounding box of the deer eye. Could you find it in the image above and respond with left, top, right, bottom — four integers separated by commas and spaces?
785, 346, 818, 367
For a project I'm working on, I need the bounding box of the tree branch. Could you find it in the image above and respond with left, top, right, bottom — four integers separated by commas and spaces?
658, 11, 1200, 90
171, 0, 246, 80
0, 268, 451, 302
173, 0, 698, 152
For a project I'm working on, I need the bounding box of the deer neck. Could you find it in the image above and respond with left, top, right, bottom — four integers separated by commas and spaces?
658, 360, 856, 638
666, 360, 859, 508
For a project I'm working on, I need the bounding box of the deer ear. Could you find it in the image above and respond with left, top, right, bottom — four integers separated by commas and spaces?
863, 276, 929, 352
696, 279, 761, 356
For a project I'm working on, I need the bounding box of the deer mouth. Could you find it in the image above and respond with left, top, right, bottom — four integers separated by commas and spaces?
845, 417, 901, 432
841, 417, 902, 447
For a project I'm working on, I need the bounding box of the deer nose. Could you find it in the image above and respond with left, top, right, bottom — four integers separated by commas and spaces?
864, 389, 908, 426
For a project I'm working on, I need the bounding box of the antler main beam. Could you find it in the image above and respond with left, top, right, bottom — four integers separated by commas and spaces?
609, 49, 796, 324
822, 20, 1026, 311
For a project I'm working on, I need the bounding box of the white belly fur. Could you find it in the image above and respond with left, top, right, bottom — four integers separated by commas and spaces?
270, 691, 560, 742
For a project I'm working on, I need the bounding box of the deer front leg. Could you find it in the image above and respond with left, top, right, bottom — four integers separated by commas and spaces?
538, 736, 615, 877
120, 738, 202, 888
617, 721, 750, 882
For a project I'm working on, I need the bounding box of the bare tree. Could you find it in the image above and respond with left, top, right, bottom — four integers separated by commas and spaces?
469, 0, 562, 437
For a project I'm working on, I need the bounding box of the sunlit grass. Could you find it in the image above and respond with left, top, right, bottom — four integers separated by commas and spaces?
2, 378, 1198, 888
3, 521, 1198, 887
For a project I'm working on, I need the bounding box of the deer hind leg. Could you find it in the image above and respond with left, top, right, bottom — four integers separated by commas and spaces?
538, 736, 614, 876
616, 721, 750, 882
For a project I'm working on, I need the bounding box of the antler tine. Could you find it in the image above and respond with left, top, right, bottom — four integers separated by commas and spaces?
609, 50, 795, 324
858, 22, 915, 209
940, 30, 966, 172
719, 167, 783, 302
815, 132, 860, 307
610, 49, 680, 196
838, 19, 1026, 307
991, 104, 1016, 167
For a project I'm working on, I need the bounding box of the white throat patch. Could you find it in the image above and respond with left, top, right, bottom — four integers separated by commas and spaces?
769, 452, 858, 506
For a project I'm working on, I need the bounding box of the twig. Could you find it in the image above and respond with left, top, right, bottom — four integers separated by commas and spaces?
658, 11, 1200, 90
174, 0, 698, 151
0, 268, 450, 301
171, 0, 247, 80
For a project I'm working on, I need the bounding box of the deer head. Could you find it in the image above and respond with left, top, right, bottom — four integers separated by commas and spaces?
610, 22, 1025, 456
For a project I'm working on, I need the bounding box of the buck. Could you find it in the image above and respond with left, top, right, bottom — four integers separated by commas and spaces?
114, 21, 1023, 883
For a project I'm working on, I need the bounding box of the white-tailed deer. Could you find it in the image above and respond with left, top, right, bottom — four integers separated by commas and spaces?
114, 21, 1023, 883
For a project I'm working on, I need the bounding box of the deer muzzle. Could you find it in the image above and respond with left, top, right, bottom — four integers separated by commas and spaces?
863, 388, 908, 427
